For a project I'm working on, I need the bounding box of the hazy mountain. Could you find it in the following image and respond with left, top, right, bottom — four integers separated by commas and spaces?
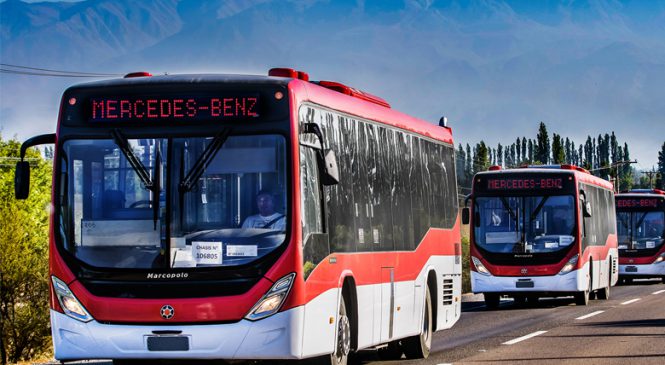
1, 0, 664, 167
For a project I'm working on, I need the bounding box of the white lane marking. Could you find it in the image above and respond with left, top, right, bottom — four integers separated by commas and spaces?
652, 289, 665, 295
502, 330, 548, 345
575, 310, 604, 320
621, 298, 641, 305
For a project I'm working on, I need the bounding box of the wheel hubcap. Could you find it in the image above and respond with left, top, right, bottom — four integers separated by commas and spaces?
337, 314, 351, 357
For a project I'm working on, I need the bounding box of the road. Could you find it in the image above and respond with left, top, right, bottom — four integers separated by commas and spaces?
46, 279, 665, 365
355, 278, 665, 365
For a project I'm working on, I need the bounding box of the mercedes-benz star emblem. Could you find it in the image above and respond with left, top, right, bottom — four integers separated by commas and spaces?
160, 305, 174, 320
520, 268, 528, 275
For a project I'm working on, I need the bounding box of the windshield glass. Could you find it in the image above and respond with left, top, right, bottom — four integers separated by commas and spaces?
617, 211, 665, 250
60, 134, 288, 269
473, 195, 576, 254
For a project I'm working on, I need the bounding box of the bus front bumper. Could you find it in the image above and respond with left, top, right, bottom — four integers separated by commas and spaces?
619, 262, 665, 277
51, 307, 304, 361
471, 269, 583, 294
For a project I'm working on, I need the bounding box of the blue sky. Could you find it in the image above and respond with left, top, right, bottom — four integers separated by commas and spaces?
1, 0, 664, 169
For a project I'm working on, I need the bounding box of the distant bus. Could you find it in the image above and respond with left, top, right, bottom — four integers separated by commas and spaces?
463, 165, 618, 308
14, 68, 461, 363
615, 189, 665, 283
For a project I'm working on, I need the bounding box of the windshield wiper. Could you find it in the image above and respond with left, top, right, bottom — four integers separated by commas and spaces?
111, 129, 153, 190
179, 128, 232, 193
112, 129, 160, 230
529, 196, 549, 222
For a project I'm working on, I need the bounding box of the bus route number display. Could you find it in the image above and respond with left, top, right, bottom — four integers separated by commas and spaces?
487, 178, 563, 190
90, 96, 259, 122
617, 198, 660, 208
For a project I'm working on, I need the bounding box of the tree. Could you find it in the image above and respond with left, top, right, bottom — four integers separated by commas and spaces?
497, 143, 504, 167
620, 143, 634, 191
657, 142, 665, 189
535, 122, 550, 164
521, 137, 527, 163
465, 144, 473, 185
552, 133, 565, 164
473, 141, 490, 173
456, 144, 466, 188
515, 138, 521, 162
0, 135, 53, 363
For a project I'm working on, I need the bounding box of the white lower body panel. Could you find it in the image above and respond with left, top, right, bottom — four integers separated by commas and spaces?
619, 262, 665, 276
471, 266, 584, 294
52, 307, 304, 360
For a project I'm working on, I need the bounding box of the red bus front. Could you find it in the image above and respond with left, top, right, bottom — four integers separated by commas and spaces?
616, 190, 665, 282
45, 75, 308, 360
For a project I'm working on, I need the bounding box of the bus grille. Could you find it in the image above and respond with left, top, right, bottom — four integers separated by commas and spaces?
442, 278, 454, 305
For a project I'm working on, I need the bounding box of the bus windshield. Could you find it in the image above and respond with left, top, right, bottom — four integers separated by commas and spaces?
617, 211, 665, 250
59, 134, 288, 270
473, 195, 576, 254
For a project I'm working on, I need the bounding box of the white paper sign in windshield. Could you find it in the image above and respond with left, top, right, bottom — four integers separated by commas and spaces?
193, 241, 223, 265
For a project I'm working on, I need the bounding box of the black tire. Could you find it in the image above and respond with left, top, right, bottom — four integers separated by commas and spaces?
484, 293, 500, 309
575, 276, 591, 306
112, 361, 143, 365
328, 296, 351, 365
662, 276, 665, 284
377, 340, 403, 360
403, 288, 433, 359
513, 295, 526, 307
597, 270, 611, 300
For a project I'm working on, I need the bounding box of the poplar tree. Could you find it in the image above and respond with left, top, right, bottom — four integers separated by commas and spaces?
536, 122, 550, 164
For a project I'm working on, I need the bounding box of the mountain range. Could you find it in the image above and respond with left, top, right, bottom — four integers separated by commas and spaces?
1, 0, 664, 167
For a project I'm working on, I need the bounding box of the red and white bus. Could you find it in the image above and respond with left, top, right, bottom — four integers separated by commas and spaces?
462, 165, 618, 308
616, 189, 665, 283
15, 68, 462, 363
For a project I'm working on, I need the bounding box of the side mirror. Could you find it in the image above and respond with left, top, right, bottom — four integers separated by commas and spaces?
583, 201, 592, 218
15, 161, 30, 200
461, 207, 470, 225
321, 149, 339, 186
13, 133, 56, 200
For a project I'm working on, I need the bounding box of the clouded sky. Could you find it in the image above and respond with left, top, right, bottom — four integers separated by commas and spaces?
1, 0, 664, 169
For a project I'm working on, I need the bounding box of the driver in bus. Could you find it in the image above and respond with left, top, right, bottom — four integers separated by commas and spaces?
242, 190, 286, 230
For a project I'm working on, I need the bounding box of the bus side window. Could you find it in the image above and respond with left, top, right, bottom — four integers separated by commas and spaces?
300, 145, 328, 279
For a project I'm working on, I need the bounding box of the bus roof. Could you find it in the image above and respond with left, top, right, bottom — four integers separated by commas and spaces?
293, 79, 453, 144
63, 70, 454, 145
616, 189, 665, 198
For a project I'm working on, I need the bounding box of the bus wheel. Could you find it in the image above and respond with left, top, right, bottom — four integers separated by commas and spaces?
403, 288, 433, 359
513, 295, 526, 307
484, 293, 500, 309
330, 296, 351, 365
574, 278, 591, 306
597, 271, 610, 300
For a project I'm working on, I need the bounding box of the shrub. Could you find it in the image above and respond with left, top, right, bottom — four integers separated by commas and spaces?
0, 135, 52, 364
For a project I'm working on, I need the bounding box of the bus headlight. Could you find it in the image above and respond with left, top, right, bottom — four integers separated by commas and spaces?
558, 255, 579, 275
653, 253, 665, 264
472, 256, 491, 276
246, 273, 296, 321
51, 276, 93, 322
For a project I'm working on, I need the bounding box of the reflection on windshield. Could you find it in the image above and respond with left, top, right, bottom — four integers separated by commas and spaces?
617, 211, 665, 250
474, 195, 576, 254
60, 134, 288, 270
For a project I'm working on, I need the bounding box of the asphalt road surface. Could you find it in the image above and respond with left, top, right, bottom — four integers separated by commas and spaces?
45, 279, 665, 365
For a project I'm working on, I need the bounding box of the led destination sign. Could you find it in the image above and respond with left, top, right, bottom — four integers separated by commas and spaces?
90, 96, 259, 122
474, 172, 576, 195
487, 178, 563, 190
616, 198, 664, 209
